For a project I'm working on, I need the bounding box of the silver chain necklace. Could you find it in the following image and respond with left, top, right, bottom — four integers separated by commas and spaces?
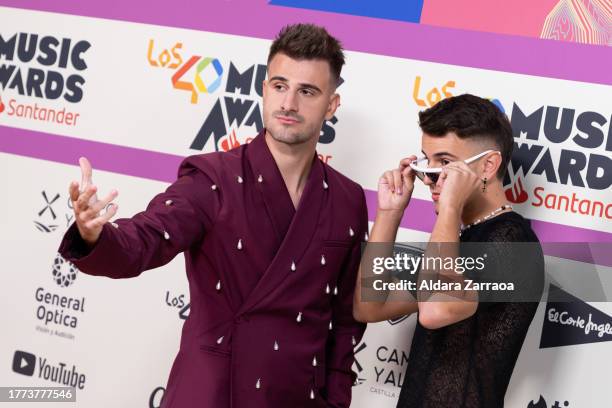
460, 204, 513, 235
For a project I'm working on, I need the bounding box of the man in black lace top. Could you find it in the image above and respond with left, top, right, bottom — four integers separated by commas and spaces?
353, 94, 544, 407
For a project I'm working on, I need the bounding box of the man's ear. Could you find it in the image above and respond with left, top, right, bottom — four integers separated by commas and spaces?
262, 79, 268, 99
482, 152, 502, 180
325, 93, 340, 121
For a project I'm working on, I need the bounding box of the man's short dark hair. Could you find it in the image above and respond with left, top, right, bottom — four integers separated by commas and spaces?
268, 23, 345, 86
418, 94, 513, 179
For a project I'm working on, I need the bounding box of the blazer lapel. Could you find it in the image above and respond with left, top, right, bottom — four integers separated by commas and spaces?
239, 131, 326, 313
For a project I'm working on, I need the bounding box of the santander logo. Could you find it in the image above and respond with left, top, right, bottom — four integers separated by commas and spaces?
0, 95, 5, 114
219, 128, 246, 152
505, 175, 529, 204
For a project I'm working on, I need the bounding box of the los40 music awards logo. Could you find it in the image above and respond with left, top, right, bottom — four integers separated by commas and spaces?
146, 39, 338, 160
164, 289, 190, 320
410, 76, 611, 222
505, 103, 610, 220
0, 32, 90, 127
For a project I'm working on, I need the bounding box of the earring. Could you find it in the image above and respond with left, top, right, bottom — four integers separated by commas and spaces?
482, 177, 487, 192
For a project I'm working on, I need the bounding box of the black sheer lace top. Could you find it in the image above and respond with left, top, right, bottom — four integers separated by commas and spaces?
397, 211, 544, 408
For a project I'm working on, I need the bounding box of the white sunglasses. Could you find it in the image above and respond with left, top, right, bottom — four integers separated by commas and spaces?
409, 150, 500, 183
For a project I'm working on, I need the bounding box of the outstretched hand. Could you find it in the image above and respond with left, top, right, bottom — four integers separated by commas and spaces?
68, 157, 119, 246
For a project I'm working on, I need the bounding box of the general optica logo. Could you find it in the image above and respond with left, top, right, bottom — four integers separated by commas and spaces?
52, 254, 79, 288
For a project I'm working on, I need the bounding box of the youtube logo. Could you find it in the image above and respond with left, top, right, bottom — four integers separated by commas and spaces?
13, 350, 36, 376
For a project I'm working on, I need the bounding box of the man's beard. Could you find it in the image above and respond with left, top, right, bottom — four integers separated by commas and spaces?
268, 127, 312, 145
268, 111, 316, 145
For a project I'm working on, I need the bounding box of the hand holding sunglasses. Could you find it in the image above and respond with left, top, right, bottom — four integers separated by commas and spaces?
377, 155, 418, 214
409, 150, 500, 184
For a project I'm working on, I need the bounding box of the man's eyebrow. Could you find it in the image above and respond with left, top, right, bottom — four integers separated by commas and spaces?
269, 75, 288, 82
269, 76, 322, 93
299, 82, 322, 93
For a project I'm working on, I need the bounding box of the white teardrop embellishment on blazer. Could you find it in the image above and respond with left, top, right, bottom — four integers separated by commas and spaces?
217, 336, 224, 344
310, 389, 315, 399
329, 321, 333, 330
274, 341, 279, 351
216, 280, 221, 291
237, 239, 243, 250
165, 199, 173, 206
110, 222, 119, 229
312, 356, 317, 367
320, 255, 326, 266
291, 261, 296, 272
237, 175, 243, 183
365, 232, 369, 241
352, 336, 357, 346
211, 184, 217, 191
349, 227, 354, 237
325, 284, 330, 294
296, 312, 302, 323
163, 231, 170, 240
256, 378, 261, 389
258, 174, 263, 183
333, 286, 338, 296
323, 180, 328, 190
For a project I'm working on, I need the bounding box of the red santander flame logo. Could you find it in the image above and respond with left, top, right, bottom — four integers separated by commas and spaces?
219, 128, 241, 152
0, 95, 5, 114
505, 176, 529, 204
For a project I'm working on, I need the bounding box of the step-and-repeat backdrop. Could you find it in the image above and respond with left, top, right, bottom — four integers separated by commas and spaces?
1, 2, 610, 407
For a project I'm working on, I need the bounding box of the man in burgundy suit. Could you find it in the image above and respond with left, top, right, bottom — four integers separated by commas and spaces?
59, 24, 367, 407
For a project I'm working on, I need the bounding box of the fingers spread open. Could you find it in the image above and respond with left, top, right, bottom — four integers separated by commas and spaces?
89, 190, 118, 214
85, 204, 118, 230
